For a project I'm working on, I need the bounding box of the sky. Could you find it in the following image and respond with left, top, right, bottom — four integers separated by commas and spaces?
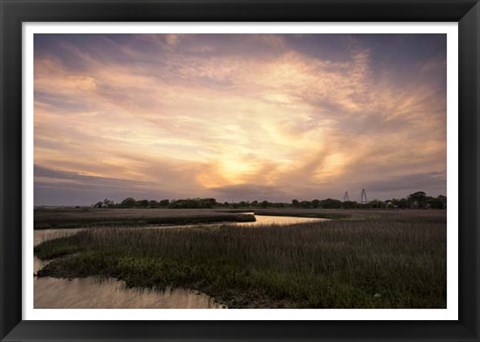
34, 34, 446, 205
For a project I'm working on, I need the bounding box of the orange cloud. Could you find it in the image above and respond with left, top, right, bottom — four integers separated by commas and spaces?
34, 34, 446, 204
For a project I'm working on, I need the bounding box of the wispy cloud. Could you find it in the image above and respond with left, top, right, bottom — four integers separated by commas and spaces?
34, 34, 446, 205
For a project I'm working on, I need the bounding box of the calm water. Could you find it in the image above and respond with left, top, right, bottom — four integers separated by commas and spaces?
235, 213, 329, 226
34, 231, 222, 309
34, 261, 221, 309
34, 214, 327, 308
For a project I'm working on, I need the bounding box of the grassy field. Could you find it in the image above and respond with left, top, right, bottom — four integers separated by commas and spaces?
34, 208, 255, 229
221, 208, 350, 220
224, 208, 445, 220
35, 210, 446, 308
253, 208, 444, 219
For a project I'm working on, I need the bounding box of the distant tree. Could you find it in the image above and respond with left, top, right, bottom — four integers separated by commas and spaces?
384, 200, 394, 208
368, 199, 385, 208
121, 197, 136, 208
398, 198, 409, 209
389, 199, 400, 208
159, 199, 170, 207
300, 200, 311, 208
168, 198, 218, 209
148, 200, 159, 208
136, 199, 149, 207
407, 191, 428, 208
106, 199, 116, 208
169, 199, 191, 208
390, 197, 411, 209
93, 192, 445, 211
437, 195, 447, 208
427, 196, 446, 209
201, 198, 217, 208
320, 198, 342, 209
342, 200, 357, 209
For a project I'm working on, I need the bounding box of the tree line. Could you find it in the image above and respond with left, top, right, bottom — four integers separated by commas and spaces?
93, 191, 446, 210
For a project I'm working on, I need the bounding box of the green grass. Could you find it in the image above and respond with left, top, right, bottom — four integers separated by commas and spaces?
253, 209, 349, 220
34, 208, 255, 229
253, 208, 445, 221
35, 212, 446, 308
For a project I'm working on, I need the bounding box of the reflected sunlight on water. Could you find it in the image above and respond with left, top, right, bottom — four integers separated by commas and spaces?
33, 213, 328, 308
34, 263, 222, 309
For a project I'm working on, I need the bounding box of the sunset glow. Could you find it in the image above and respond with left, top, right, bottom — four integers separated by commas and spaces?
34, 34, 446, 205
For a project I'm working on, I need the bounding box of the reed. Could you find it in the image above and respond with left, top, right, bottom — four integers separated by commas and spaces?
35, 214, 446, 308
34, 208, 255, 229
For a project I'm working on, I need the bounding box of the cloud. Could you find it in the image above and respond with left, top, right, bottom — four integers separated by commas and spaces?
34, 34, 447, 204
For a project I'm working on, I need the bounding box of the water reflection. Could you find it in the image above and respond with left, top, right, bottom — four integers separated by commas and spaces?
34, 265, 222, 309
236, 213, 329, 226
34, 231, 223, 309
34, 213, 328, 308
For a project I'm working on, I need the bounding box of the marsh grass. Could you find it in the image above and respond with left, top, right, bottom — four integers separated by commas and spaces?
34, 208, 255, 229
35, 214, 446, 308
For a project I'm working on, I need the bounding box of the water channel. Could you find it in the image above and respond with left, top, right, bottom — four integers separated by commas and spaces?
34, 213, 328, 308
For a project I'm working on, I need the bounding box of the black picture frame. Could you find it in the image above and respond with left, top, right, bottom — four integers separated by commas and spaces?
1, 0, 479, 341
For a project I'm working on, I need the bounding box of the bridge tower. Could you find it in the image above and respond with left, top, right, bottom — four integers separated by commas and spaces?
360, 188, 368, 204
343, 191, 350, 202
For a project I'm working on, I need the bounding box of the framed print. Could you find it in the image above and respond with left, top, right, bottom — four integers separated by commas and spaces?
1, 0, 479, 341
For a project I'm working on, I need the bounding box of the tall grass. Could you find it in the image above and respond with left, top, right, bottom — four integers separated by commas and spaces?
35, 208, 255, 229
35, 215, 446, 308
